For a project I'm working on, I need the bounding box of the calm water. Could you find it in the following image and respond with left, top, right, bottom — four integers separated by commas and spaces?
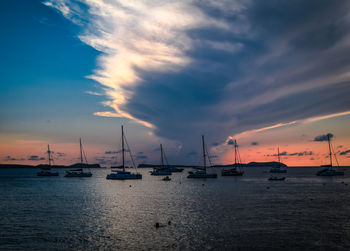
1, 167, 350, 250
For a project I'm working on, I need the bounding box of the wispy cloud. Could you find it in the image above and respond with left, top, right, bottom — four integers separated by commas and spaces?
314, 133, 334, 142
28, 155, 45, 161
267, 151, 313, 157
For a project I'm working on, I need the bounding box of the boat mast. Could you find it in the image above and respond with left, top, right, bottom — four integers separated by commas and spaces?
47, 144, 51, 166
202, 135, 206, 171
122, 125, 125, 171
327, 134, 332, 168
278, 147, 280, 168
234, 140, 238, 166
160, 144, 164, 167
79, 138, 83, 165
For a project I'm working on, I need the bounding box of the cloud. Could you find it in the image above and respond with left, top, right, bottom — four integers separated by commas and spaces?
28, 155, 45, 161
187, 151, 197, 156
105, 151, 118, 155
251, 141, 259, 146
46, 0, 350, 160
136, 155, 148, 160
267, 151, 313, 157
105, 150, 129, 154
314, 133, 334, 142
227, 139, 234, 145
4, 156, 17, 161
340, 150, 350, 155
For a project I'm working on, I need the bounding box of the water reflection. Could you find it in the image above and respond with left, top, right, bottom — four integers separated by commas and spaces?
0, 167, 350, 250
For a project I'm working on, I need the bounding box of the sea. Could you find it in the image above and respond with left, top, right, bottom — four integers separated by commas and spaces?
1, 167, 350, 250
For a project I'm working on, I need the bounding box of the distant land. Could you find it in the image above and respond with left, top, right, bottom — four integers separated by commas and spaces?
138, 161, 287, 168
5, 162, 346, 169
0, 161, 285, 169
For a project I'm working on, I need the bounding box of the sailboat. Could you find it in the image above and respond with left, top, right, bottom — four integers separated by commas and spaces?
37, 144, 59, 176
221, 139, 244, 176
316, 135, 344, 176
64, 139, 92, 177
187, 135, 217, 179
150, 144, 172, 176
269, 148, 287, 173
106, 125, 142, 180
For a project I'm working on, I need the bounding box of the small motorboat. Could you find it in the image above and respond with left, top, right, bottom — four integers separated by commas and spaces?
268, 176, 285, 181
150, 168, 171, 176
65, 168, 92, 177
162, 176, 171, 181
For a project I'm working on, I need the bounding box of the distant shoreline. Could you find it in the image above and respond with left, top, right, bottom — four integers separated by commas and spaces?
1, 163, 348, 169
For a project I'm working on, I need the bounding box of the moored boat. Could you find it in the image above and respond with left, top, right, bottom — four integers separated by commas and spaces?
151, 144, 172, 176
37, 145, 59, 177
221, 139, 244, 176
316, 134, 344, 176
64, 139, 92, 178
187, 135, 217, 179
106, 125, 142, 180
270, 148, 287, 173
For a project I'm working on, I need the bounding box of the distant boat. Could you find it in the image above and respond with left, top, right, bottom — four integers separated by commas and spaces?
151, 144, 172, 176
269, 148, 287, 173
64, 139, 92, 177
37, 144, 59, 176
317, 135, 344, 176
162, 176, 171, 181
106, 126, 142, 180
268, 176, 285, 181
221, 139, 244, 176
168, 167, 184, 172
187, 135, 217, 179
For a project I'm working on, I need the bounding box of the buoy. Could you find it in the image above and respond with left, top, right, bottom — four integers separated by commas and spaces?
155, 222, 160, 228
267, 186, 270, 189
129, 185, 132, 187
168, 221, 171, 225
202, 184, 205, 186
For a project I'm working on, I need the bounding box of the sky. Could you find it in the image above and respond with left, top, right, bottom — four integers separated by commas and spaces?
1, 0, 350, 167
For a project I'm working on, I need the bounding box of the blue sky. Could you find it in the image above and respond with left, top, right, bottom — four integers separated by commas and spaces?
1, 0, 350, 166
